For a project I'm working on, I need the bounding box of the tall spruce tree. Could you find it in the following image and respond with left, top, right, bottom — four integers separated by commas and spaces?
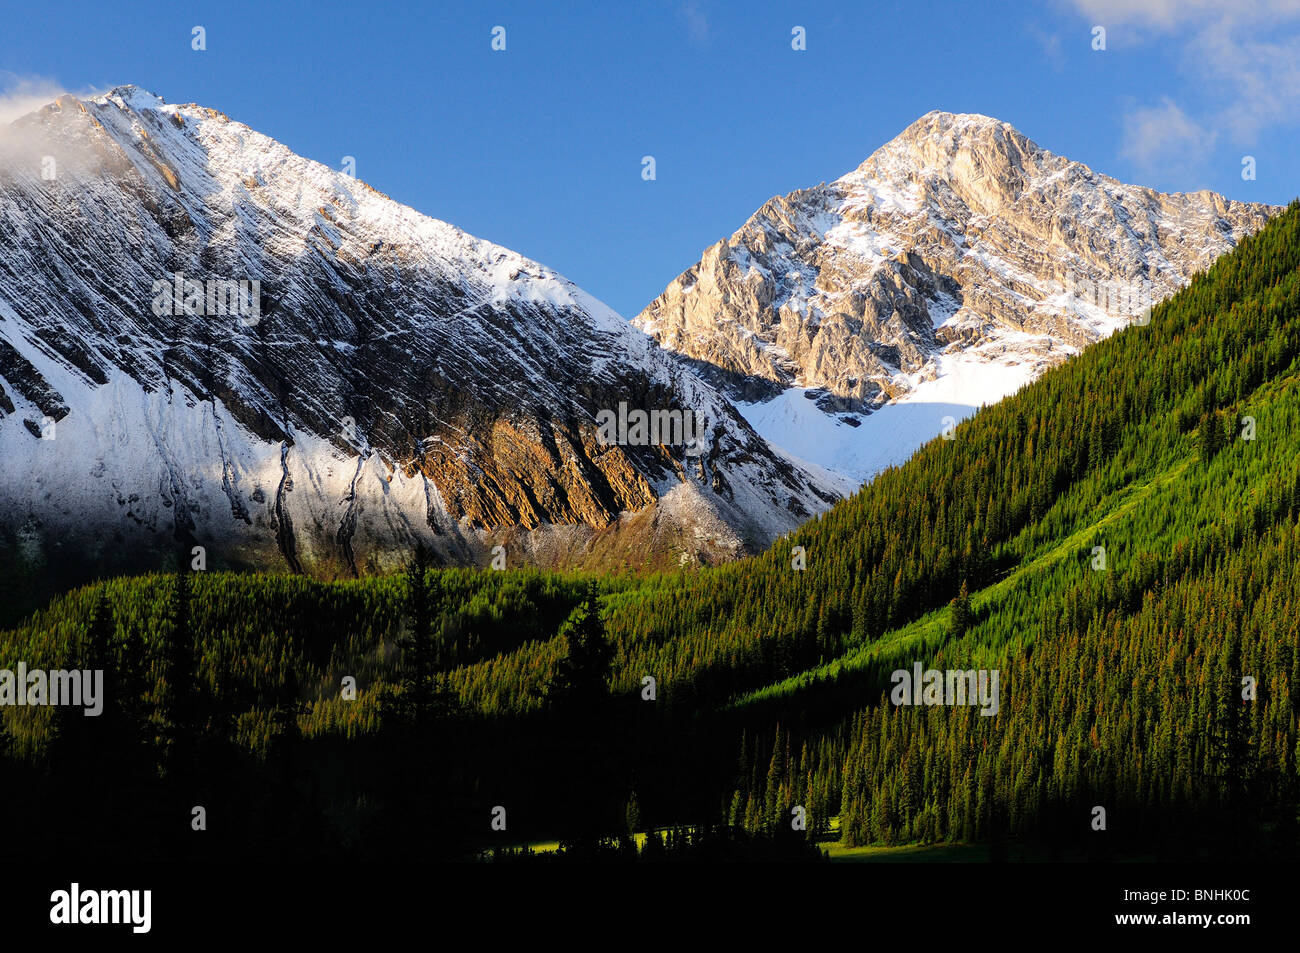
547, 581, 613, 712
158, 565, 201, 781
949, 580, 972, 639
546, 581, 620, 852
398, 544, 444, 731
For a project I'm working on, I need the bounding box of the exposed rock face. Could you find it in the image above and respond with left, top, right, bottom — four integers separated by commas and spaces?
0, 87, 839, 588
634, 111, 1278, 416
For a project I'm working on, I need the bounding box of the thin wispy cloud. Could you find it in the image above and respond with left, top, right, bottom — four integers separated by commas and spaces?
1119, 97, 1217, 182
1063, 0, 1300, 183
1067, 0, 1300, 32
1026, 25, 1065, 71
0, 74, 69, 126
1190, 26, 1300, 142
680, 1, 710, 46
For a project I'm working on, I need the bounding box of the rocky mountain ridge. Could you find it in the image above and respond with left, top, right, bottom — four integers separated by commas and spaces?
0, 86, 838, 593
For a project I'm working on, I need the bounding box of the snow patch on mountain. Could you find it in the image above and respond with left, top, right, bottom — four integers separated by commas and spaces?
738, 338, 1045, 485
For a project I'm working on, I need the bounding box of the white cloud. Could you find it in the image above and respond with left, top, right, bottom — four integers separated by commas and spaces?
1191, 27, 1300, 141
1026, 25, 1065, 70
1067, 0, 1300, 32
0, 74, 68, 126
680, 1, 709, 46
1064, 0, 1300, 176
1120, 97, 1217, 181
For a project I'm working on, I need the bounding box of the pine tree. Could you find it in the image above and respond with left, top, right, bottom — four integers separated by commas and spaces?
157, 565, 201, 781
398, 544, 444, 731
1198, 411, 1225, 464
624, 788, 641, 838
949, 580, 972, 639
547, 581, 613, 711
547, 581, 620, 852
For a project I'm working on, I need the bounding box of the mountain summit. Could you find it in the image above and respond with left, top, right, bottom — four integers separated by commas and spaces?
0, 87, 838, 594
633, 111, 1278, 482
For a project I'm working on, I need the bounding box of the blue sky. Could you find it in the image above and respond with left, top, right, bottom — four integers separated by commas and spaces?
4, 0, 1298, 317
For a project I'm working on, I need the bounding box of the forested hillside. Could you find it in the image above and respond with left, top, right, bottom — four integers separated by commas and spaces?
4, 202, 1300, 860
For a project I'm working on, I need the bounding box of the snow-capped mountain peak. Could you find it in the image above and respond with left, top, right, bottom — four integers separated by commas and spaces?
633, 112, 1278, 483
0, 88, 839, 590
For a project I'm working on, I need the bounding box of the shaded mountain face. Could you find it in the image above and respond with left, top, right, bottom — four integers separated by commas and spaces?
0, 87, 839, 591
633, 111, 1278, 483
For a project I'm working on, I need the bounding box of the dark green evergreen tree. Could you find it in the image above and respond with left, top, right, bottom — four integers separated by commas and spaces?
397, 544, 444, 731
949, 580, 972, 638
157, 565, 201, 781
547, 581, 613, 712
